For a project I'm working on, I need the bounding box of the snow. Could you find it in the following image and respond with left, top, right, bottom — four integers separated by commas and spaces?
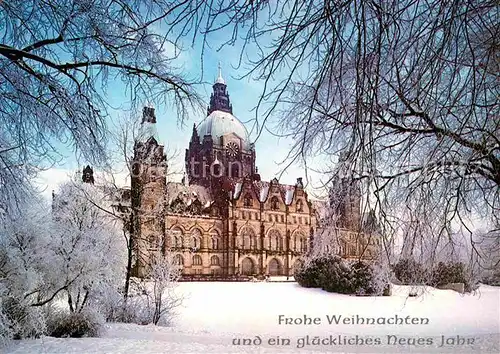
5, 283, 500, 353
259, 183, 270, 202
234, 182, 243, 199
285, 187, 295, 205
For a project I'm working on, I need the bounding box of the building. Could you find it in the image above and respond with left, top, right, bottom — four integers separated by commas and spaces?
129, 67, 380, 279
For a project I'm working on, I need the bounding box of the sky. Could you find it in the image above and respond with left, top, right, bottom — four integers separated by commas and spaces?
35, 27, 330, 200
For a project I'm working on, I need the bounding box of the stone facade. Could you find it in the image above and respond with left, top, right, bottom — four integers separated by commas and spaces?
129, 68, 380, 279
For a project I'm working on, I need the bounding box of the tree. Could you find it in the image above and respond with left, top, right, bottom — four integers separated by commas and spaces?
0, 0, 203, 215
187, 0, 499, 267
51, 180, 125, 314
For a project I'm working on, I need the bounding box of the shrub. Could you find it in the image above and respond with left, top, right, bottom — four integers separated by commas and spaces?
393, 258, 426, 285
295, 255, 335, 288
481, 269, 500, 286
320, 257, 355, 294
47, 309, 103, 338
296, 255, 389, 296
431, 262, 478, 293
0, 296, 45, 340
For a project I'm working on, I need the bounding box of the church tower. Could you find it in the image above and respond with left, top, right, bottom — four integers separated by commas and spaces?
185, 64, 257, 195
131, 106, 168, 276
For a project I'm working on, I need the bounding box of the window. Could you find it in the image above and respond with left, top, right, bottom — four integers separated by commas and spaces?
242, 226, 258, 250
193, 255, 202, 265
293, 216, 297, 224
174, 236, 183, 248
270, 196, 280, 210
268, 214, 272, 222
170, 228, 183, 248
191, 229, 202, 249
211, 255, 220, 266
268, 230, 282, 251
242, 211, 246, 220
243, 194, 253, 207
299, 217, 302, 224
194, 269, 202, 275
296, 199, 304, 212
280, 215, 284, 223
211, 237, 220, 250
174, 254, 184, 266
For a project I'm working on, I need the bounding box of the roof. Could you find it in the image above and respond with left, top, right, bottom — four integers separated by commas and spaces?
196, 110, 251, 150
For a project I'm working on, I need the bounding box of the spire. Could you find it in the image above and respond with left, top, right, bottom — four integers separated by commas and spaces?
215, 61, 225, 84
190, 123, 200, 144
207, 63, 233, 115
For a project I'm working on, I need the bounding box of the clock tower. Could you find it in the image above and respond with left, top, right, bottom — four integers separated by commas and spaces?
185, 65, 258, 194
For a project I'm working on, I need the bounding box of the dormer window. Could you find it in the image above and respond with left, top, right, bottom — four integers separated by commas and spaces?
296, 199, 304, 212
271, 196, 279, 210
243, 194, 253, 207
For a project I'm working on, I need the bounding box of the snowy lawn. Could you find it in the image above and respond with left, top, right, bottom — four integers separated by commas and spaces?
6, 282, 500, 353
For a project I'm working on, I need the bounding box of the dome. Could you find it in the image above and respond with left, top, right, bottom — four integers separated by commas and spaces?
197, 110, 251, 150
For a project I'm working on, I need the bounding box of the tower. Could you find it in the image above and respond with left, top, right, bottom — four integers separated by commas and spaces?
185, 65, 257, 194
131, 106, 168, 276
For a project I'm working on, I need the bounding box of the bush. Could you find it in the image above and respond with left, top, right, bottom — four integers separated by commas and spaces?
47, 309, 103, 338
431, 262, 478, 292
320, 257, 355, 294
98, 278, 180, 327
296, 255, 388, 295
295, 255, 336, 288
0, 296, 45, 340
481, 269, 500, 286
393, 258, 426, 284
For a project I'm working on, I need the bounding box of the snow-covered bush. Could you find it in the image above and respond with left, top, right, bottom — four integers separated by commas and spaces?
100, 256, 182, 327
46, 308, 104, 338
296, 255, 389, 295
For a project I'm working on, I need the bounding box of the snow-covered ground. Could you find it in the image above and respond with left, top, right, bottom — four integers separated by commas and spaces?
6, 283, 500, 353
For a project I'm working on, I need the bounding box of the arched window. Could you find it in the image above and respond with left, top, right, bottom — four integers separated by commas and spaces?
293, 232, 306, 252
174, 254, 184, 266
209, 229, 220, 250
229, 162, 240, 178
243, 194, 253, 207
268, 230, 282, 251
301, 237, 308, 252
241, 227, 257, 250
191, 229, 202, 249
170, 227, 183, 248
270, 196, 280, 210
210, 255, 220, 266
193, 255, 202, 265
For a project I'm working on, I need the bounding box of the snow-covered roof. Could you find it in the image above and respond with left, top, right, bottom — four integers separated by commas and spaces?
285, 187, 295, 205
259, 183, 269, 202
166, 182, 212, 205
196, 110, 251, 150
234, 182, 243, 199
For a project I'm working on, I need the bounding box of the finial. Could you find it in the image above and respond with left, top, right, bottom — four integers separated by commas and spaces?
215, 61, 225, 84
